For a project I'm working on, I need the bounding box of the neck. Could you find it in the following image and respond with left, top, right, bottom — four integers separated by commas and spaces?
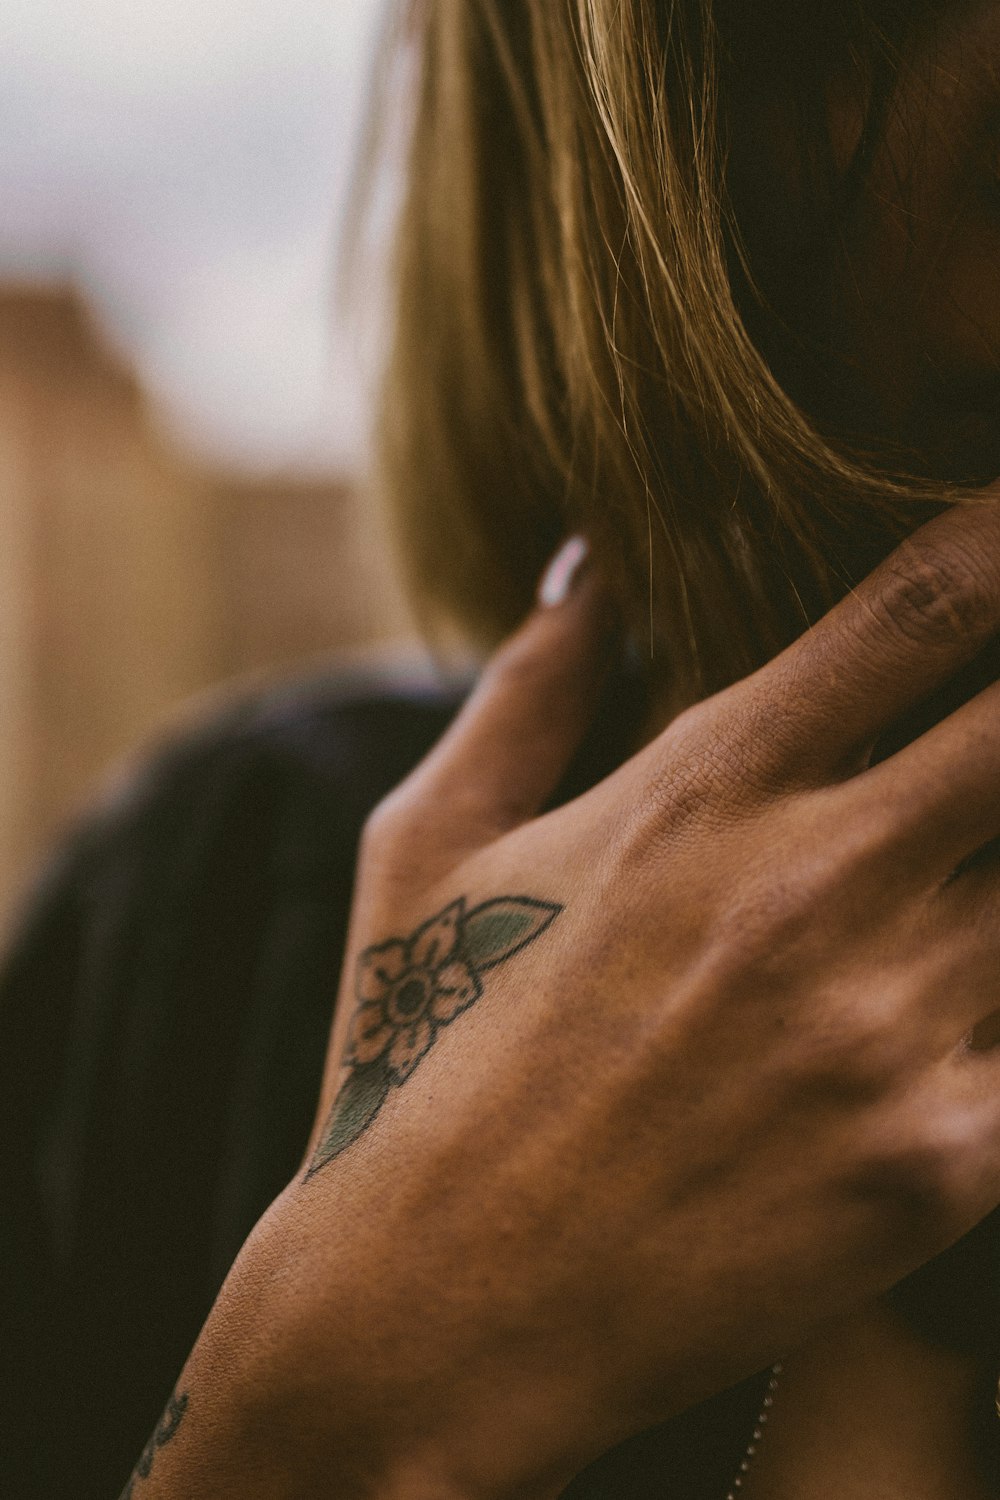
744, 1301, 995, 1499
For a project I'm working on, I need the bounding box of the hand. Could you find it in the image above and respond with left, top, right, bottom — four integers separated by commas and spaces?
169, 500, 1000, 1500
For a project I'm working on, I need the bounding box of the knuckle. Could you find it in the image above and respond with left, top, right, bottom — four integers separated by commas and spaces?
833, 1011, 910, 1098
712, 890, 802, 976
875, 538, 993, 649
849, 1113, 974, 1241
710, 849, 833, 972
713, 679, 807, 797
359, 787, 419, 861
641, 699, 761, 836
780, 1006, 910, 1113
358, 790, 439, 893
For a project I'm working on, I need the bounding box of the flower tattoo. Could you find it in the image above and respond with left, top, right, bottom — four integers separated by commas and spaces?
347, 901, 483, 1083
306, 894, 562, 1177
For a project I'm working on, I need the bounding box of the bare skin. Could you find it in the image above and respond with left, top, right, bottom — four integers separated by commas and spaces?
744, 1308, 991, 1499
129, 497, 1000, 1499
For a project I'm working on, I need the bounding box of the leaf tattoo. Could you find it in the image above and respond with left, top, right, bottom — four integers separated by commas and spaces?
306, 895, 562, 1178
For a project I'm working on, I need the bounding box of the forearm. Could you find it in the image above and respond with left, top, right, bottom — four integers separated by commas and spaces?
118, 1204, 568, 1500
116, 1348, 466, 1500
121, 1373, 564, 1500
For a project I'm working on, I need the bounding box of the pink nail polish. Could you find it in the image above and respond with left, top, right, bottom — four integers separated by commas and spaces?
538, 535, 590, 607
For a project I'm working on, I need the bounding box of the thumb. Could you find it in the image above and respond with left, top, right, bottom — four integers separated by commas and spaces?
308, 537, 615, 1149
409, 535, 618, 842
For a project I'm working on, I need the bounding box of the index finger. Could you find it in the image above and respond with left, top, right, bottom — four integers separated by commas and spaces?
732, 490, 1000, 786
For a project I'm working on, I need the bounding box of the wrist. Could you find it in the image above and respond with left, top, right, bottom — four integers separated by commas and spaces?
166, 1213, 573, 1500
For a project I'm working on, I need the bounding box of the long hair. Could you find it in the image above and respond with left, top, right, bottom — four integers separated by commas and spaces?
374, 0, 954, 703
368, 0, 1000, 1375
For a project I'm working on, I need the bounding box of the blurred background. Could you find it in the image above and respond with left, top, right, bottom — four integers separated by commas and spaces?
0, 0, 420, 932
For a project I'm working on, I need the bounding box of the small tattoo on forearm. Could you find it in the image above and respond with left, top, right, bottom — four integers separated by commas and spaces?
118, 1391, 189, 1499
307, 894, 562, 1177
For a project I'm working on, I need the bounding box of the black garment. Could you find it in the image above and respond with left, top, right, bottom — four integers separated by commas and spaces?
0, 664, 990, 1499
2, 667, 471, 1499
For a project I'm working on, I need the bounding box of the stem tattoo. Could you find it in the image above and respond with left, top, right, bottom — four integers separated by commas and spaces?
307, 894, 562, 1177
118, 1391, 189, 1499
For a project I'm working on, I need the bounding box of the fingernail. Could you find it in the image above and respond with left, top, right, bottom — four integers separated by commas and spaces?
538, 535, 590, 607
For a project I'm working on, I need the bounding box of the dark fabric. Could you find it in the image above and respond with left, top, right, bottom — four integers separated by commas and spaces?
1, 668, 469, 1498
2, 662, 991, 1498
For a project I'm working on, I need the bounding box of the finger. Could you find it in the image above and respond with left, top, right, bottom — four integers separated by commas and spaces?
904, 888, 1000, 1043
727, 491, 1000, 787
915, 1051, 1000, 1235
849, 670, 1000, 877
402, 536, 618, 840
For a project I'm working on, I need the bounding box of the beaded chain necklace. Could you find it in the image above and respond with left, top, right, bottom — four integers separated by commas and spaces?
725, 1362, 1000, 1497
722, 1362, 782, 1500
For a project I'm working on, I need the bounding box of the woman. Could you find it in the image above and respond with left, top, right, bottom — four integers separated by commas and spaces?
6, 1, 1000, 1495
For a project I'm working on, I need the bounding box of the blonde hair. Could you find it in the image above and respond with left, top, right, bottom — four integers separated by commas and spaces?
374, 0, 952, 703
